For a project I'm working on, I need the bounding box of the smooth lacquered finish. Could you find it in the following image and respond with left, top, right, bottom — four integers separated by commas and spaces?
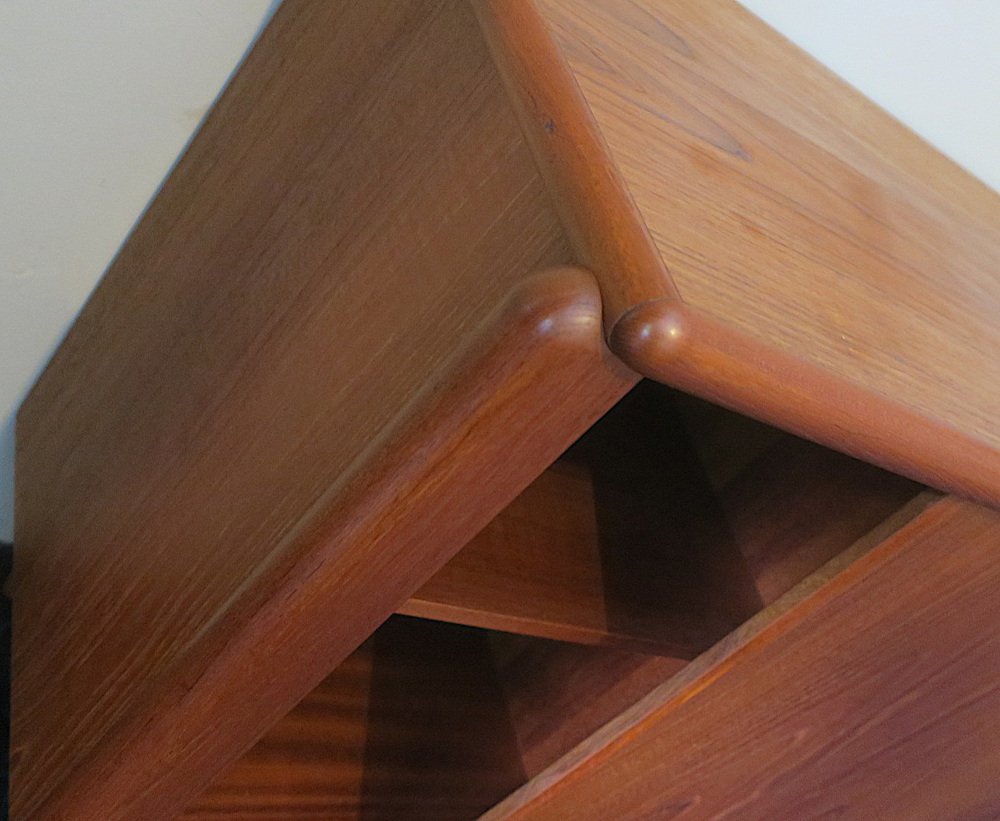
10, 0, 1000, 818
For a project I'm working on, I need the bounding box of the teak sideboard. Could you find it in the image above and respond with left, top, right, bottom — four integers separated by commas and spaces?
9, 2, 1000, 819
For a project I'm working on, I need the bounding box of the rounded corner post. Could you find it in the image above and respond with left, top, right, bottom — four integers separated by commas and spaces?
473, 0, 682, 336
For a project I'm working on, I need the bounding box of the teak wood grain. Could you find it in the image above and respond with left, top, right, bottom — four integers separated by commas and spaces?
186, 617, 526, 820
477, 0, 1000, 505
12, 0, 1000, 817
489, 634, 687, 781
183, 637, 377, 820
13, 259, 629, 821
196, 486, 935, 819
404, 383, 760, 658
482, 493, 1000, 820
404, 383, 921, 652
187, 390, 928, 817
8, 0, 635, 815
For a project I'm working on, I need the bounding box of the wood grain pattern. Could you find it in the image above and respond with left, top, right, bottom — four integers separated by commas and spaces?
186, 617, 525, 820
15, 1, 999, 816
8, 0, 636, 814
489, 634, 686, 781
196, 489, 934, 821
12, 260, 630, 821
487, 500, 936, 791
404, 382, 921, 650
13, 261, 629, 821
482, 493, 1000, 820
403, 383, 760, 657
472, 0, 678, 330
400, 460, 637, 648
478, 0, 1000, 504
183, 638, 376, 820
611, 304, 1000, 507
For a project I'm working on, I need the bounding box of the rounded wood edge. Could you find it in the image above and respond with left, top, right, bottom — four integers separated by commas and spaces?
30, 267, 636, 821
497, 265, 610, 346
472, 0, 680, 331
610, 298, 1000, 509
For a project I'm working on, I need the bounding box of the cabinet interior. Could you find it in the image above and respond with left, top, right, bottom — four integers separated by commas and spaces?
185, 380, 928, 819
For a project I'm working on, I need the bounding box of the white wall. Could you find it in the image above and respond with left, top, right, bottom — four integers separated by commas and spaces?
741, 0, 1000, 191
1, 1, 998, 542
0, 1, 274, 541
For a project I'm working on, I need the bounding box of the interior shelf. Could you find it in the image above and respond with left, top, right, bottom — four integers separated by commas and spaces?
404, 380, 922, 656
186, 379, 928, 819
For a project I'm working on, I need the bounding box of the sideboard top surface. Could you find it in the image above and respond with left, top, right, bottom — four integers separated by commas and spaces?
513, 0, 1000, 463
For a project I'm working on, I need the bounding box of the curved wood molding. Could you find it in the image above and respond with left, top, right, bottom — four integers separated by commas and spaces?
473, 0, 680, 328
11, 2, 642, 815
611, 300, 1000, 508
23, 268, 634, 820
402, 380, 921, 655
476, 0, 1000, 504
13, 1, 1000, 816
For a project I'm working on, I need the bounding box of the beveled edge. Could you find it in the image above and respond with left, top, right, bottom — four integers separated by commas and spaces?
26, 267, 636, 820
611, 298, 1000, 509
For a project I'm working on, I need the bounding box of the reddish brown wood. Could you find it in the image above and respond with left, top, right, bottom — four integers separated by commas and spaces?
403, 383, 762, 657
186, 617, 525, 820
489, 634, 686, 780
13, 261, 630, 821
400, 461, 628, 647
611, 304, 1000, 507
9, 1, 642, 816
193, 488, 941, 820
183, 639, 376, 820
477, 0, 1000, 505
485, 494, 1000, 820
721, 436, 923, 603
472, 0, 679, 331
404, 382, 921, 649
12, 0, 1000, 816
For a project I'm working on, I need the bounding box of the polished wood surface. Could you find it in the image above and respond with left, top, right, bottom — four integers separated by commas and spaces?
12, 0, 1000, 817
490, 634, 685, 781
401, 460, 644, 648
193, 489, 939, 820
482, 493, 1000, 820
480, 0, 1000, 503
405, 382, 920, 651
472, 0, 678, 331
404, 384, 759, 657
8, 0, 636, 814
189, 623, 683, 820
610, 274, 1000, 509
12, 261, 629, 820
183, 639, 376, 820
186, 617, 525, 820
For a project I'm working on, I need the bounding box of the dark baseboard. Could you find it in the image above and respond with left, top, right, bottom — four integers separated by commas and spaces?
1, 542, 10, 821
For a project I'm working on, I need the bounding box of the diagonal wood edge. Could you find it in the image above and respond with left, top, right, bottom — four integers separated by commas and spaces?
610, 298, 1000, 508
472, 0, 681, 330
402, 388, 922, 657
28, 267, 635, 820
10, 2, 602, 814
482, 490, 945, 819
477, 0, 1000, 507
185, 616, 528, 820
